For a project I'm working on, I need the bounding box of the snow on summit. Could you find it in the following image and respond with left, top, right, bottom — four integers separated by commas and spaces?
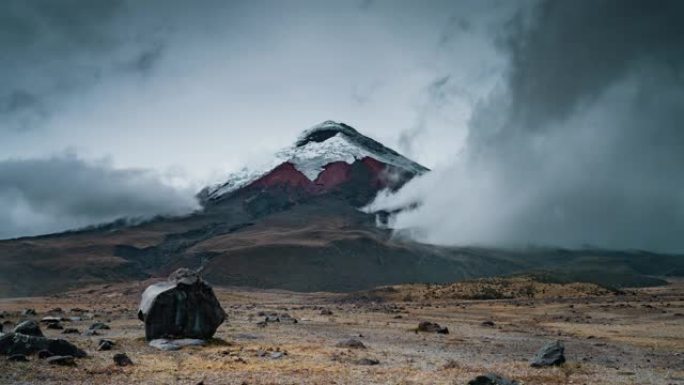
204, 121, 428, 200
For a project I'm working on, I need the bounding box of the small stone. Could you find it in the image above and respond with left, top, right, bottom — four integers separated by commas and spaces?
417, 321, 449, 334
98, 339, 115, 351
336, 338, 366, 349
468, 373, 519, 385
62, 328, 80, 335
40, 316, 62, 324
38, 350, 54, 359
320, 309, 333, 316
530, 340, 566, 367
47, 322, 64, 330
481, 320, 496, 327
113, 353, 133, 366
21, 309, 37, 316
7, 354, 29, 362
89, 322, 110, 331
47, 355, 76, 366
356, 358, 379, 366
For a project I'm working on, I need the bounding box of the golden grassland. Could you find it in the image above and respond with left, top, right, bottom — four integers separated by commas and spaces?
0, 278, 682, 384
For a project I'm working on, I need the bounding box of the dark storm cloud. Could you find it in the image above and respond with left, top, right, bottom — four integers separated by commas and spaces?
0, 155, 198, 239
504, 0, 684, 132
0, 0, 166, 131
371, 0, 684, 252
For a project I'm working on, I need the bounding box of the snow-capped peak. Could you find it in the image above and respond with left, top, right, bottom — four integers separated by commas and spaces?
203, 121, 428, 200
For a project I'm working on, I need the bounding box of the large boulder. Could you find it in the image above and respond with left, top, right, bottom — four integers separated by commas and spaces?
530, 340, 566, 367
138, 268, 226, 341
0, 333, 86, 357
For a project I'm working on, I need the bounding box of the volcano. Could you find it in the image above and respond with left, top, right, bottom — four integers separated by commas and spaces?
200, 120, 428, 208
0, 121, 681, 297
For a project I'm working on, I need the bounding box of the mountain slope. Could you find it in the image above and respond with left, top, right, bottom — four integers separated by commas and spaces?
0, 121, 682, 297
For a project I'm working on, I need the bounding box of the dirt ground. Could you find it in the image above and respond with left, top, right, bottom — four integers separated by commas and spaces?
0, 278, 682, 385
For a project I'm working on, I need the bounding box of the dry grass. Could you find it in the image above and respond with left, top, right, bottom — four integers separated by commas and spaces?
0, 279, 682, 384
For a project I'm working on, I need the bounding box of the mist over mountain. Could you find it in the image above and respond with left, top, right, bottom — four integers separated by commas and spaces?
368, 0, 684, 253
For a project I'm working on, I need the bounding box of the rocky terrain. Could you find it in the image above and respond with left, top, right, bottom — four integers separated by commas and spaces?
1, 277, 682, 384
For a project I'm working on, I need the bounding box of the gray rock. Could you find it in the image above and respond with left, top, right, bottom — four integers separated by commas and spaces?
46, 322, 64, 330
148, 338, 206, 351
89, 322, 110, 331
8, 354, 29, 362
38, 350, 54, 359
40, 316, 62, 324
13, 320, 44, 337
417, 321, 449, 334
468, 373, 520, 385
278, 313, 298, 324
21, 309, 36, 316
530, 340, 566, 367
0, 332, 86, 358
138, 268, 226, 341
356, 357, 379, 366
47, 355, 76, 366
336, 338, 366, 349
97, 339, 115, 351
62, 328, 80, 335
113, 353, 133, 366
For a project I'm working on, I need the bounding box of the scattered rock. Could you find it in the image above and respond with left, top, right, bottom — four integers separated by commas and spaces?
38, 350, 54, 359
47, 355, 76, 366
84, 330, 100, 337
468, 373, 520, 385
89, 322, 110, 331
481, 320, 496, 327
336, 338, 366, 349
270, 351, 285, 359
13, 320, 44, 337
8, 354, 29, 362
138, 268, 226, 340
21, 309, 37, 317
148, 338, 206, 351
46, 322, 64, 330
355, 358, 380, 366
113, 353, 133, 366
530, 340, 566, 367
417, 321, 449, 334
0, 332, 86, 358
98, 339, 115, 351
62, 328, 80, 335
320, 309, 333, 316
40, 316, 63, 324
279, 313, 298, 324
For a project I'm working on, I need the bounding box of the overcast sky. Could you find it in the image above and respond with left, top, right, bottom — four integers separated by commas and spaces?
2, 0, 683, 252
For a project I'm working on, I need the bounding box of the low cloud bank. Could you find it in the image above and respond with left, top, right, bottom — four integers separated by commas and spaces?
0, 154, 198, 239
